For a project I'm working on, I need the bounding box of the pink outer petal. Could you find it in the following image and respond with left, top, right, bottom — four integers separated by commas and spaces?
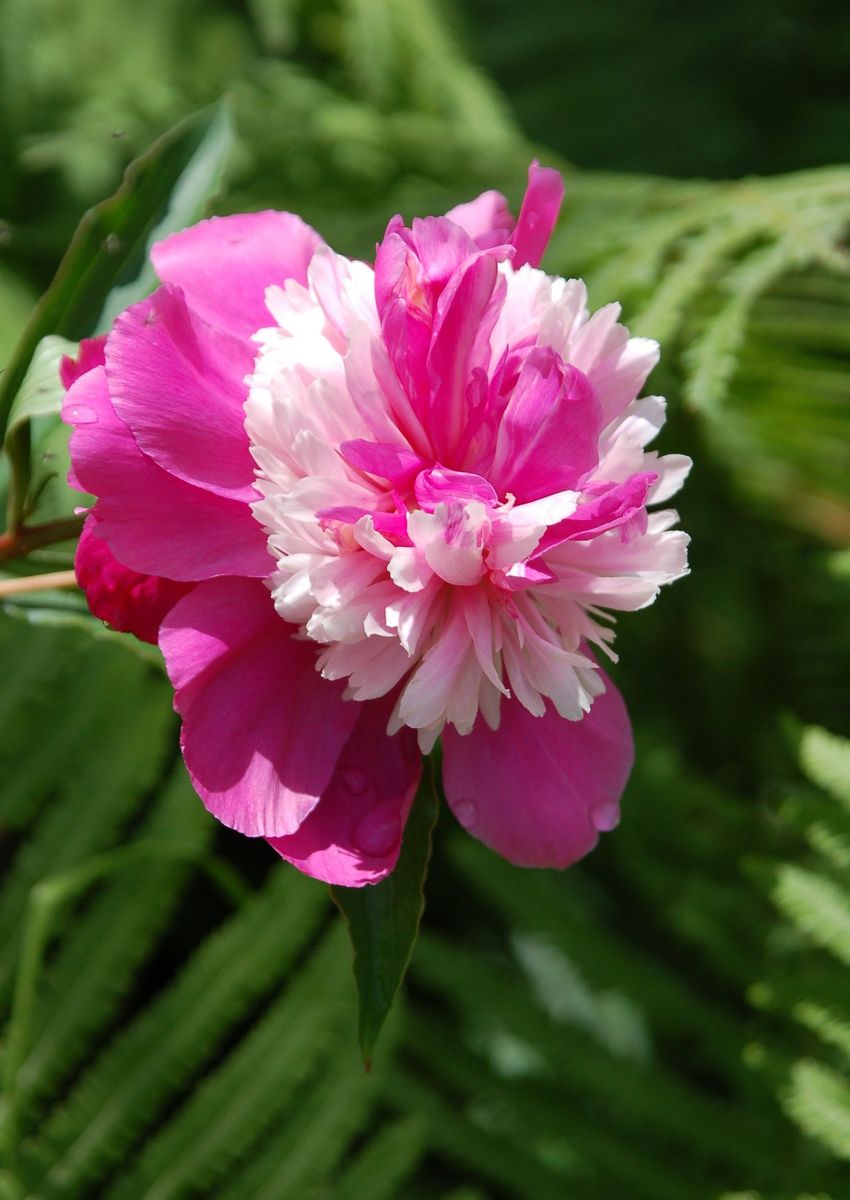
160, 578, 360, 838
60, 336, 106, 389
267, 694, 422, 886
63, 365, 269, 581
75, 515, 194, 644
441, 679, 633, 868
105, 286, 257, 500
510, 161, 565, 269
150, 211, 324, 339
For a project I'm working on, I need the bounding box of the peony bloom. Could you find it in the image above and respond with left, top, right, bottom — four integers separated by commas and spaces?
63, 164, 689, 886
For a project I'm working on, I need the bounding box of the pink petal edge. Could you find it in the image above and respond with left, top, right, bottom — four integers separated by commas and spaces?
159, 578, 359, 838
267, 693, 421, 886
441, 678, 633, 868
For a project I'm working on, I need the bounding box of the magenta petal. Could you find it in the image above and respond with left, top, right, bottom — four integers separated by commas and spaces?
63, 366, 269, 581
444, 189, 514, 249
267, 695, 421, 886
537, 471, 657, 552
413, 465, 498, 511
160, 578, 359, 838
76, 516, 194, 644
489, 347, 602, 501
375, 215, 479, 319
340, 439, 425, 485
426, 251, 502, 460
151, 211, 323, 339
441, 680, 633, 868
60, 336, 106, 389
105, 286, 256, 500
510, 161, 565, 269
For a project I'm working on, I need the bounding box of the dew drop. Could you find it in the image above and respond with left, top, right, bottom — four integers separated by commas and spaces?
339, 766, 368, 795
69, 404, 98, 425
453, 799, 478, 830
590, 798, 620, 832
353, 803, 402, 858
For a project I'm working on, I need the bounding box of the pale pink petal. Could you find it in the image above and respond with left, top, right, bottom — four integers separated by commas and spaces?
160, 578, 359, 837
441, 680, 633, 868
648, 454, 692, 503
267, 694, 421, 886
63, 366, 269, 581
75, 516, 194, 644
105, 286, 256, 500
151, 211, 323, 338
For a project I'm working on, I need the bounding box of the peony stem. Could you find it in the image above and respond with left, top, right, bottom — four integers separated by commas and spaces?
0, 515, 84, 563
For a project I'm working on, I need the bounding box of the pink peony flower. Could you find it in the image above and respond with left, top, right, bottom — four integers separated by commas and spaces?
63, 164, 690, 886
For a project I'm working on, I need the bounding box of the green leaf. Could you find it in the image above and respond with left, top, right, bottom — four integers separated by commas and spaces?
95, 101, 233, 329
3, 335, 77, 443
332, 764, 439, 1066
0, 102, 233, 528
799, 727, 850, 809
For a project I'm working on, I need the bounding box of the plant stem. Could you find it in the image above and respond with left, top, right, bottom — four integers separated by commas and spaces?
0, 516, 83, 564
0, 570, 78, 597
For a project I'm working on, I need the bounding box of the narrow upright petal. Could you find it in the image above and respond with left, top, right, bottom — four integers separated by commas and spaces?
509, 161, 565, 268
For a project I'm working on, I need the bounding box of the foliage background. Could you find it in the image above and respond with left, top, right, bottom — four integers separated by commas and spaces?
1, 1, 849, 1197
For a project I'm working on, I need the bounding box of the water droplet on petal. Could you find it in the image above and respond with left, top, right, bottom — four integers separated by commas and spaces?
69, 404, 98, 425
453, 799, 477, 830
353, 803, 402, 858
590, 798, 620, 832
339, 766, 368, 795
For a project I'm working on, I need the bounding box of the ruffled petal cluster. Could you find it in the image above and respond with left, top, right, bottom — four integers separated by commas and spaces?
63, 166, 689, 884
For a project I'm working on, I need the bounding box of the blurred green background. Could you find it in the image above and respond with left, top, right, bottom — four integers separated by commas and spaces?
1, 2, 849, 1198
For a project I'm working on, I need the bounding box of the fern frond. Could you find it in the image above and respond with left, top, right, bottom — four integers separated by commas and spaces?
103, 925, 350, 1200
784, 1061, 850, 1162
0, 619, 173, 1003
27, 869, 328, 1197
799, 728, 850, 808
771, 866, 850, 967
333, 1114, 426, 1200
216, 1013, 401, 1200
16, 768, 211, 1131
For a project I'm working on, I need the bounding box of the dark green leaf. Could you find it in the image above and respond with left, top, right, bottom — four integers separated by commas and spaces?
332, 764, 439, 1067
